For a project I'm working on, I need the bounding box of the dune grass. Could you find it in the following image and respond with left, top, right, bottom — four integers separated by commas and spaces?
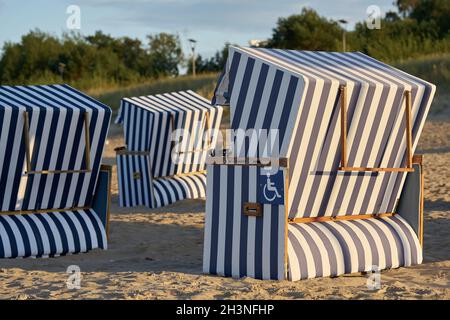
90, 73, 219, 113
394, 53, 450, 115
88, 54, 449, 120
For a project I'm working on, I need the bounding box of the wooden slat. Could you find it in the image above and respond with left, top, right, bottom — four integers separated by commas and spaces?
289, 212, 395, 224
0, 206, 91, 216
338, 166, 414, 172
154, 170, 206, 180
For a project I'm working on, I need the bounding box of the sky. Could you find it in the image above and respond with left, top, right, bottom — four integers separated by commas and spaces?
0, 0, 397, 58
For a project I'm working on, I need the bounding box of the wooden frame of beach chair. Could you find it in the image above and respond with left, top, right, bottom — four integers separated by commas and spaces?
22, 111, 92, 175
339, 86, 414, 173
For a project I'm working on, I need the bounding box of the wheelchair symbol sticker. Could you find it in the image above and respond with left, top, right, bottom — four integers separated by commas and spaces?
258, 170, 284, 205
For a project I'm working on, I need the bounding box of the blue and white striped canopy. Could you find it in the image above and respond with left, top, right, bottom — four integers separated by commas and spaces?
212, 46, 435, 218
116, 90, 223, 178
0, 84, 111, 212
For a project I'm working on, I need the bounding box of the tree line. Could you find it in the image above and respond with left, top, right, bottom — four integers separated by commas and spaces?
191, 0, 449, 72
0, 31, 183, 88
0, 0, 448, 88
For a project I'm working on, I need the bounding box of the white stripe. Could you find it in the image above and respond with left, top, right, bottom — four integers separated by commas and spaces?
262, 204, 272, 279
2, 215, 26, 256
65, 211, 87, 252
289, 225, 316, 279
0, 218, 12, 257
216, 165, 228, 276
231, 165, 242, 277
246, 166, 257, 277
202, 165, 214, 273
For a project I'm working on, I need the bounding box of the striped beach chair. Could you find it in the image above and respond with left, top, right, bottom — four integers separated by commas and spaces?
0, 84, 112, 258
203, 46, 435, 280
115, 90, 223, 208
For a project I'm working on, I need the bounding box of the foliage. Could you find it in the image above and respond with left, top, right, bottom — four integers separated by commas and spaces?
91, 73, 219, 113
187, 43, 230, 75
0, 30, 183, 89
267, 8, 343, 51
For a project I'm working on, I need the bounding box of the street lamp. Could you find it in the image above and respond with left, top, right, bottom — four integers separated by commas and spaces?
338, 19, 348, 52
58, 62, 66, 81
188, 38, 197, 77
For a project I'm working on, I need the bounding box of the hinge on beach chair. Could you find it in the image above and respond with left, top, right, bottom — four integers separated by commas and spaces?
338, 86, 414, 172
23, 111, 92, 174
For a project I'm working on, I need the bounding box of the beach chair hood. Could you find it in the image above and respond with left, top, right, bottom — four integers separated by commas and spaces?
0, 84, 111, 212
211, 46, 435, 218
115, 90, 223, 208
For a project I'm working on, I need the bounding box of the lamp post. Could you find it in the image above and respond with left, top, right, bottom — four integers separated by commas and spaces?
338, 19, 348, 52
188, 38, 197, 77
58, 62, 66, 81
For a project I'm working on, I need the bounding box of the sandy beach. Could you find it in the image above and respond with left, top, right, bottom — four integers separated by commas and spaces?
0, 118, 448, 300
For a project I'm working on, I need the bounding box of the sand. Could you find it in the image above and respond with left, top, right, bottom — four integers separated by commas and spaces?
0, 119, 448, 300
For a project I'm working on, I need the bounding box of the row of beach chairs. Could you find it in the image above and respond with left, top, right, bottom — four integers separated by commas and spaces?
0, 47, 435, 281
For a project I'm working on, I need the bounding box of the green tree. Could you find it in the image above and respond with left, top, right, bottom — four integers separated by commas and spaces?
396, 0, 450, 37
267, 8, 343, 51
0, 30, 186, 87
147, 33, 183, 77
187, 43, 230, 74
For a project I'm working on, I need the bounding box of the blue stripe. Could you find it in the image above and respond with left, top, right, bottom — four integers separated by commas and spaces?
278, 76, 299, 146
247, 63, 269, 129
231, 58, 255, 129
